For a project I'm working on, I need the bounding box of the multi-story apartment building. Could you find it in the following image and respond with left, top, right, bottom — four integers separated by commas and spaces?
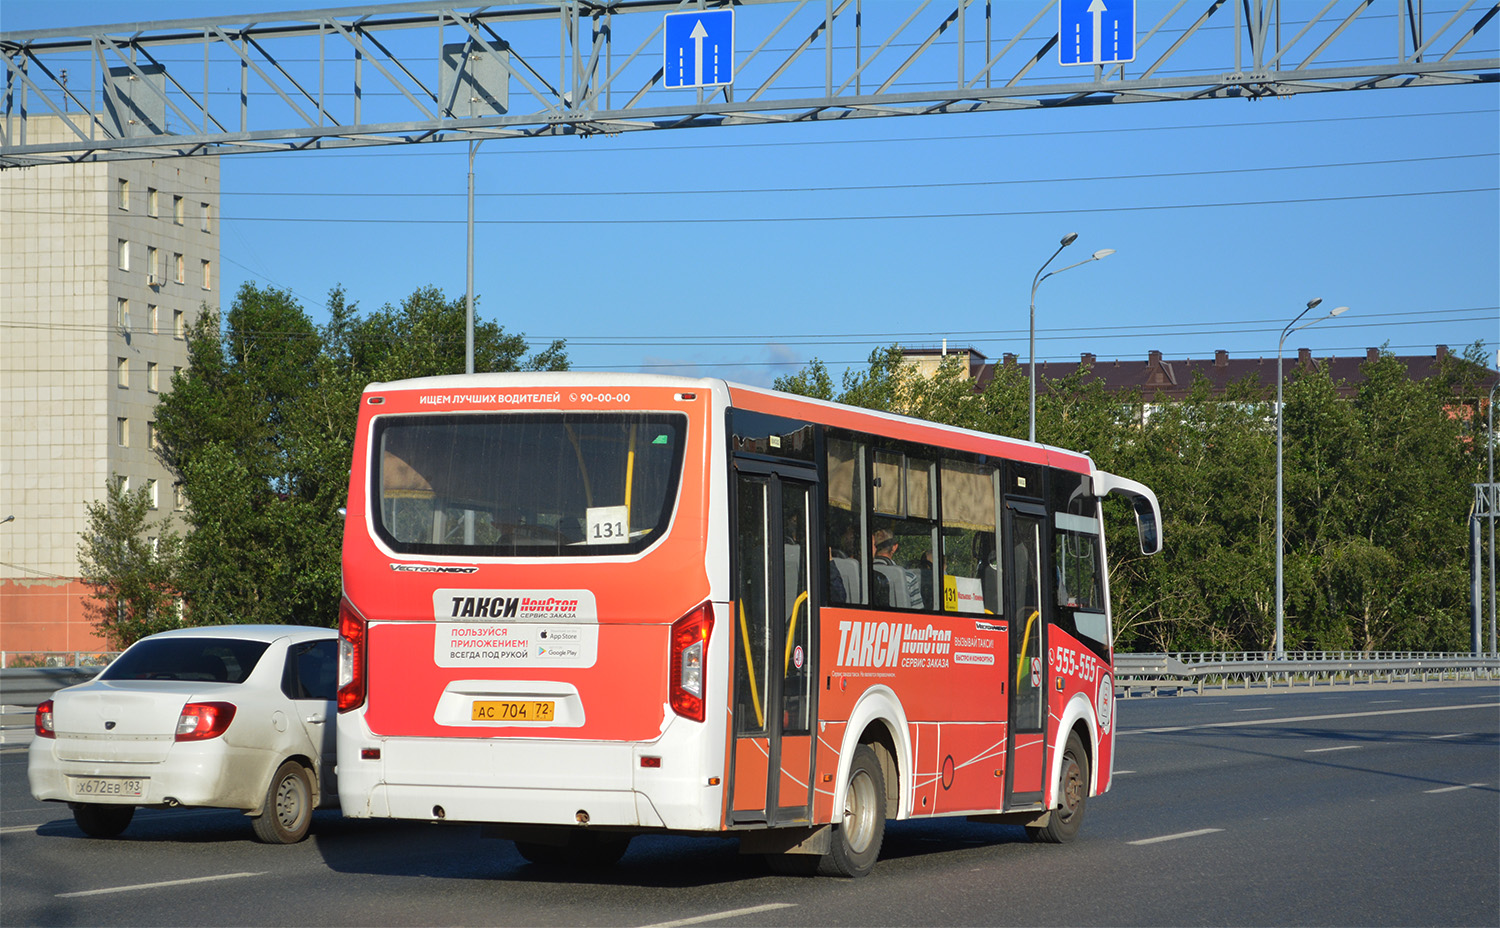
1, 114, 219, 655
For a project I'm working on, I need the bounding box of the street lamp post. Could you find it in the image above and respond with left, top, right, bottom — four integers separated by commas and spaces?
1274, 299, 1349, 659
1488, 374, 1497, 657
1029, 233, 1114, 444
465, 138, 480, 375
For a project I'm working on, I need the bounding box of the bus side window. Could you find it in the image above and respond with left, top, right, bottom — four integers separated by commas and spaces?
940, 460, 999, 615
825, 436, 868, 605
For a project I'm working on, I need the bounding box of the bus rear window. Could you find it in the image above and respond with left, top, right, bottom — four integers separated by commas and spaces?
371, 412, 687, 558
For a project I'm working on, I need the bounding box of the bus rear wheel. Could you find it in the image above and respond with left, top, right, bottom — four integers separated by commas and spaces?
1027, 732, 1088, 844
817, 744, 886, 877
516, 831, 631, 868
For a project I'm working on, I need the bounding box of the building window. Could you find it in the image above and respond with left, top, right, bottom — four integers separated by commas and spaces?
147, 246, 159, 284
117, 475, 130, 494
148, 536, 159, 556
173, 482, 185, 511
147, 420, 158, 450
173, 195, 184, 225
174, 253, 184, 284
201, 201, 212, 233
173, 309, 185, 338
201, 259, 212, 291
117, 298, 130, 330
146, 479, 159, 510
147, 361, 159, 393
148, 304, 160, 334
117, 417, 130, 447
118, 239, 130, 271
117, 358, 129, 389
148, 187, 159, 217
117, 178, 129, 210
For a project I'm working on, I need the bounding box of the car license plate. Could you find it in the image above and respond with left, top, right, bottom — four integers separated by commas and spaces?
471, 700, 555, 722
71, 777, 145, 798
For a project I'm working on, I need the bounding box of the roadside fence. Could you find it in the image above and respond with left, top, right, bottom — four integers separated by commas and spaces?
1114, 651, 1500, 697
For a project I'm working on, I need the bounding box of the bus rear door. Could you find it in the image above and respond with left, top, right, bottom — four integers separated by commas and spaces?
729, 460, 817, 826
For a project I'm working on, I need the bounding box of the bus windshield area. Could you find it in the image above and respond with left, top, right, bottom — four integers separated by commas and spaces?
372, 412, 687, 558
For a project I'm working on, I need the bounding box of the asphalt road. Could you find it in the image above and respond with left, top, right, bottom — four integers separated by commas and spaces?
2, 683, 1496, 927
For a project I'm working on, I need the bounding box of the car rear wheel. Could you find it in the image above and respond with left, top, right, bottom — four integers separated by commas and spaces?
251, 760, 313, 844
73, 803, 134, 838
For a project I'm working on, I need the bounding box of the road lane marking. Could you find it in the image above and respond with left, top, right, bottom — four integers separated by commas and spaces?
1424, 783, 1487, 794
1305, 745, 1363, 753
0, 822, 58, 834
5, 807, 235, 837
1128, 828, 1223, 846
1233, 707, 1277, 712
641, 904, 796, 928
1429, 732, 1471, 739
1121, 702, 1500, 735
56, 872, 265, 898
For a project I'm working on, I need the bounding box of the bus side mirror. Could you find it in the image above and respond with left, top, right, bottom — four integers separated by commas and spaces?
1092, 471, 1163, 557
1132, 496, 1161, 556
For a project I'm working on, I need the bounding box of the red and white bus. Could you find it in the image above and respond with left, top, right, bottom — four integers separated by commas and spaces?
336, 373, 1161, 876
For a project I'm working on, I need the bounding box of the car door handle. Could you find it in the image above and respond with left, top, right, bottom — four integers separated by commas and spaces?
304, 712, 326, 724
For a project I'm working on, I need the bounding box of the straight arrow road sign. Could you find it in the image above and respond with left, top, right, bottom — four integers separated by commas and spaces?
663, 9, 734, 89
1058, 0, 1136, 67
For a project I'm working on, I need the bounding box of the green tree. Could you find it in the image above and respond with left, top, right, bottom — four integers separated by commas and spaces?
78, 480, 182, 649
151, 281, 569, 629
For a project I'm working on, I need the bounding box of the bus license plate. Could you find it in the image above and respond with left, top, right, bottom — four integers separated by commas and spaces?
471, 700, 555, 722
71, 777, 145, 798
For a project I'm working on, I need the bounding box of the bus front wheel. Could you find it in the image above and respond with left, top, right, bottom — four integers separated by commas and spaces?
1027, 731, 1088, 844
818, 744, 886, 877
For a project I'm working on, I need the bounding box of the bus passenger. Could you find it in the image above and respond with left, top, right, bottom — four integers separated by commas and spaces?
872, 529, 923, 609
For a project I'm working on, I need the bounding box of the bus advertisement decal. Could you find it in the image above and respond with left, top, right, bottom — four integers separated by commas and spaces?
433, 622, 600, 668
433, 589, 598, 622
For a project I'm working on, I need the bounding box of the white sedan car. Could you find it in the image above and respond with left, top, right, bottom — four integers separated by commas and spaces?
28, 624, 337, 843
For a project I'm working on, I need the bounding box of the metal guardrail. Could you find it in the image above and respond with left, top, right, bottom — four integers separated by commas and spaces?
0, 666, 105, 709
4, 652, 1496, 709
1, 651, 119, 669
1114, 652, 1500, 696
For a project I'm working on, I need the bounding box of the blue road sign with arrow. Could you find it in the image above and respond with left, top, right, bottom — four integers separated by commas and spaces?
1058, 0, 1135, 67
663, 9, 734, 89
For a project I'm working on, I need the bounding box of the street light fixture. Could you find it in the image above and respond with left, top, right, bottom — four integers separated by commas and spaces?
1274, 299, 1349, 659
1029, 234, 1114, 444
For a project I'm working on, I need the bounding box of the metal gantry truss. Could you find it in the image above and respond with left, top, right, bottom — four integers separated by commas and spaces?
2, 0, 1496, 167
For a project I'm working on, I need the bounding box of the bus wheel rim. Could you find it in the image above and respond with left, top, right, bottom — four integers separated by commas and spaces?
843, 769, 877, 852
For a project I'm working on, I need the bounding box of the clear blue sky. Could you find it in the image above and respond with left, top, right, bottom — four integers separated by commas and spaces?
5, 1, 1497, 386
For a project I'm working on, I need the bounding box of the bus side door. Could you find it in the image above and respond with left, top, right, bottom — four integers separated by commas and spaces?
1005, 500, 1049, 808
729, 461, 817, 826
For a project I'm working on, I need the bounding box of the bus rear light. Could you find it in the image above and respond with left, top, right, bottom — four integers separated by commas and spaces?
35, 699, 55, 738
669, 602, 714, 722
640, 756, 661, 768
338, 597, 368, 712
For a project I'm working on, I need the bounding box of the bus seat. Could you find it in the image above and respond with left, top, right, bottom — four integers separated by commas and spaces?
831, 556, 862, 603
874, 564, 909, 608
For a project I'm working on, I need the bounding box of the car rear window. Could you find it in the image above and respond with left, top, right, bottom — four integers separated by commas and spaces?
100, 637, 271, 684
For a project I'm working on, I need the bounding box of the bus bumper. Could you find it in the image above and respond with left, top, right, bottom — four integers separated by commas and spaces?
336, 712, 723, 831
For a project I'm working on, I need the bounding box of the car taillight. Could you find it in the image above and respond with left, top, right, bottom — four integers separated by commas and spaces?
175, 702, 236, 741
35, 699, 55, 738
338, 597, 367, 712
669, 602, 714, 722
